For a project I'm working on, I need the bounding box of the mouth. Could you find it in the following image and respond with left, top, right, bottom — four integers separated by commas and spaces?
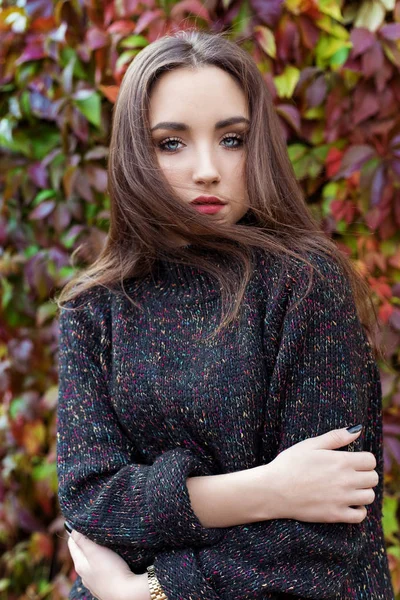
191, 195, 226, 205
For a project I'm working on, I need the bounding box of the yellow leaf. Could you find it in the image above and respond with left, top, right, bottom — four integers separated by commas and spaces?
318, 0, 344, 21
354, 0, 385, 32
316, 35, 352, 61
254, 26, 276, 59
284, 0, 303, 15
380, 0, 395, 9
316, 15, 349, 39
274, 66, 300, 98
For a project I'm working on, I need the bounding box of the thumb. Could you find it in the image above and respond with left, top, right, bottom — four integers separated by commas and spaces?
70, 529, 85, 547
306, 425, 363, 450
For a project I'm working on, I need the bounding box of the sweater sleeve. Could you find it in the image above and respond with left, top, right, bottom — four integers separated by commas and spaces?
56, 287, 224, 558
153, 255, 392, 599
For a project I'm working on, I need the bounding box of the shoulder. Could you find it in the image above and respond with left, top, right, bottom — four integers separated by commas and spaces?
254, 248, 354, 310
57, 284, 113, 339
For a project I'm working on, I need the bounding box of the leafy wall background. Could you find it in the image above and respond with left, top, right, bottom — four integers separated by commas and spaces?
1, 0, 400, 597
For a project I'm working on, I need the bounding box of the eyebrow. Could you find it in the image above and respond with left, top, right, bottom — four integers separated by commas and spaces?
150, 116, 250, 132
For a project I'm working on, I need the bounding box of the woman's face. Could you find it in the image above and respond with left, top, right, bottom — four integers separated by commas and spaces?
149, 65, 250, 244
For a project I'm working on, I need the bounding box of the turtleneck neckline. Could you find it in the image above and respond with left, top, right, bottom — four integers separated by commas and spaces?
123, 250, 223, 305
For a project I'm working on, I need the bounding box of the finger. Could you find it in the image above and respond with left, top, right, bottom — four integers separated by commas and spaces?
68, 535, 90, 573
71, 530, 106, 558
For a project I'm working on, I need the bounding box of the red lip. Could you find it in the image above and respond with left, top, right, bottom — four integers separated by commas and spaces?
191, 195, 225, 205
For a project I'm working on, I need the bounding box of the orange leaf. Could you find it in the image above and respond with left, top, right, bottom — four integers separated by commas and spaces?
99, 85, 120, 103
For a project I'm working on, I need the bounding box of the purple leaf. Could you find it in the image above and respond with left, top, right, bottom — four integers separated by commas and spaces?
28, 162, 48, 188
86, 27, 109, 50
371, 164, 385, 206
306, 75, 327, 107
250, 0, 284, 27
383, 423, 400, 435
350, 27, 376, 57
379, 23, 400, 41
16, 42, 47, 64
389, 308, 400, 331
353, 90, 380, 124
334, 144, 376, 179
276, 104, 301, 133
361, 42, 384, 77
29, 200, 56, 220
29, 92, 58, 120
384, 436, 400, 466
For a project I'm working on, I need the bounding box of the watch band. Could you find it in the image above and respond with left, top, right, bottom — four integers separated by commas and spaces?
147, 564, 168, 600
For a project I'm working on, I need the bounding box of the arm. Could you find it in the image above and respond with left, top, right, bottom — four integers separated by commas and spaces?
56, 286, 226, 560
187, 464, 278, 528
152, 255, 393, 600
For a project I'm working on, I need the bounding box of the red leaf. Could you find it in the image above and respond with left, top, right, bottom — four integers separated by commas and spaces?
298, 15, 320, 50
134, 10, 164, 34
170, 0, 211, 22
326, 147, 343, 178
108, 20, 137, 35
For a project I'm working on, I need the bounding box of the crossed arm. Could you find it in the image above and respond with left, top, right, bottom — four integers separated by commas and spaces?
57, 257, 384, 599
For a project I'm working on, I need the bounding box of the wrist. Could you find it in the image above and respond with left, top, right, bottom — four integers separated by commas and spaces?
123, 572, 151, 600
250, 463, 282, 521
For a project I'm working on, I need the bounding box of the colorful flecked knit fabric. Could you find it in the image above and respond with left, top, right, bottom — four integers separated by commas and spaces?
56, 248, 394, 600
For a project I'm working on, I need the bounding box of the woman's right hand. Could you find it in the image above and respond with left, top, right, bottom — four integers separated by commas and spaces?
265, 426, 378, 524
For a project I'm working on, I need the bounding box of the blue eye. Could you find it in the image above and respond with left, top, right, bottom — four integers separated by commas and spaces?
158, 137, 184, 152
156, 133, 245, 153
221, 134, 244, 149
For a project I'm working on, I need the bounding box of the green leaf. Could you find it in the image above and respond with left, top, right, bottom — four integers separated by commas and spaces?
1, 278, 13, 309
274, 66, 300, 98
74, 92, 102, 128
0, 580, 11, 592
316, 35, 352, 62
382, 495, 399, 540
288, 143, 308, 162
119, 35, 149, 48
116, 50, 141, 71
32, 189, 56, 207
330, 46, 350, 67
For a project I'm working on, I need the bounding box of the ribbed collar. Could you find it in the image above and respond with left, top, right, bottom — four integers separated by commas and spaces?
123, 249, 223, 305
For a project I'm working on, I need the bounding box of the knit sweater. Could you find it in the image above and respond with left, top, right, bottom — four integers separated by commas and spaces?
56, 247, 394, 600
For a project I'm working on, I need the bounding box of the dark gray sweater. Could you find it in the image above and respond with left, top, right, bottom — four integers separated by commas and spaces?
56, 248, 394, 599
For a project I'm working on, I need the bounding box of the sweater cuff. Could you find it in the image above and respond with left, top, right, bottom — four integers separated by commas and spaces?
146, 448, 225, 547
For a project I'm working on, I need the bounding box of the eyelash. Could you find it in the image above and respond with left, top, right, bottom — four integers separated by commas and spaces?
157, 133, 245, 153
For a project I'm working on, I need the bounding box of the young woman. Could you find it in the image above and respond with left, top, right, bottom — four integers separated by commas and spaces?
56, 30, 394, 600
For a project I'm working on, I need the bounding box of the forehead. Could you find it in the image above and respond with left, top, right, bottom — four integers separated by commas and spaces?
148, 65, 249, 124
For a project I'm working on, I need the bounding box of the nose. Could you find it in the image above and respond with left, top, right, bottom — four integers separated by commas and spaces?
192, 147, 221, 185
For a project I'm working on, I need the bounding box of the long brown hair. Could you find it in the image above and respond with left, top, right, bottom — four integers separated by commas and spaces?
56, 29, 384, 361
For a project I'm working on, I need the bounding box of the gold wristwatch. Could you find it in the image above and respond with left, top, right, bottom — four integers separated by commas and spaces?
147, 564, 168, 600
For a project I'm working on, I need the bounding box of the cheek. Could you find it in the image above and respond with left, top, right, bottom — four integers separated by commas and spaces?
157, 156, 188, 186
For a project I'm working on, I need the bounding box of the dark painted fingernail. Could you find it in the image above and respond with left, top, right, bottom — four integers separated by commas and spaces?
346, 424, 363, 433
64, 521, 72, 535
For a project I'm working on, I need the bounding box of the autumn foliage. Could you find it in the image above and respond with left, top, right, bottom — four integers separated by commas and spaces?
1, 0, 400, 597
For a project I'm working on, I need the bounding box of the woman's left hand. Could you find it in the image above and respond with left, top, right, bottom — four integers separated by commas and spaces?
67, 529, 150, 600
